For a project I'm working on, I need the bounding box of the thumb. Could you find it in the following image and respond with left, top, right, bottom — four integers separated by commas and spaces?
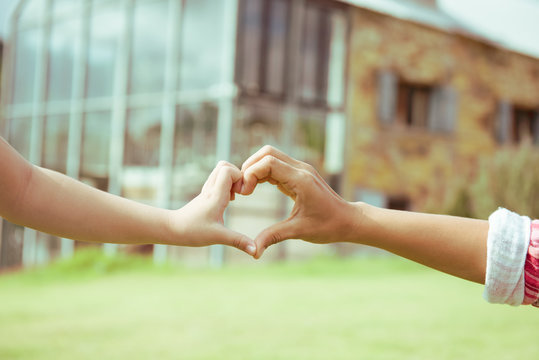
254, 219, 298, 259
220, 228, 257, 257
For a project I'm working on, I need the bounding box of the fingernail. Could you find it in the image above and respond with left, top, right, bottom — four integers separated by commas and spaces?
246, 244, 256, 255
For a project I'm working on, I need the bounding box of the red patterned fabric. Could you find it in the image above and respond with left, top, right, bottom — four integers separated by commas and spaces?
522, 220, 539, 307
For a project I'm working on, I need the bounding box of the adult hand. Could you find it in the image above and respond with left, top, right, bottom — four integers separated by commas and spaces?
169, 161, 257, 256
240, 146, 359, 259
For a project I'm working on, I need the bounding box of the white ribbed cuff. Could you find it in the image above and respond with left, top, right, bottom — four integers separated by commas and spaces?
483, 208, 531, 306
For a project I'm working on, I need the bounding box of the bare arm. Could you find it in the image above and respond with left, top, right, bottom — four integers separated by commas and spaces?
0, 137, 256, 255
240, 145, 487, 283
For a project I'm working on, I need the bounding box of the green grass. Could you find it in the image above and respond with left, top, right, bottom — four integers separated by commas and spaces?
0, 250, 537, 359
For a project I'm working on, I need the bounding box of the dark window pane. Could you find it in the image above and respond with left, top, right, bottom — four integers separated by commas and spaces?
396, 83, 432, 128
124, 107, 161, 166
80, 111, 111, 186
130, 0, 168, 94
300, 6, 321, 102
265, 0, 288, 95
513, 108, 538, 144
42, 114, 69, 173
238, 0, 263, 91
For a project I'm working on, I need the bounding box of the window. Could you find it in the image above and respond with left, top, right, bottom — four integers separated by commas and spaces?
300, 4, 329, 104
47, 18, 80, 102
355, 189, 411, 211
396, 83, 432, 128
299, 1, 347, 108
387, 195, 410, 211
80, 111, 111, 191
377, 71, 457, 133
129, 0, 168, 94
172, 103, 218, 204
513, 108, 538, 145
124, 107, 162, 167
42, 114, 69, 173
231, 103, 282, 165
86, 1, 124, 99
13, 28, 39, 104
8, 117, 32, 159
295, 111, 326, 170
495, 102, 539, 145
237, 0, 290, 97
178, 0, 226, 91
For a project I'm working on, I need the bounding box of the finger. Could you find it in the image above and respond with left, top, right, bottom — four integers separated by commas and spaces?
253, 219, 298, 259
213, 165, 242, 201
232, 178, 243, 194
219, 227, 257, 257
241, 145, 302, 172
241, 155, 301, 196
203, 161, 239, 194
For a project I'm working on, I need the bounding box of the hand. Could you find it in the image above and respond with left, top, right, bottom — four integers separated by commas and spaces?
168, 161, 257, 256
240, 146, 359, 259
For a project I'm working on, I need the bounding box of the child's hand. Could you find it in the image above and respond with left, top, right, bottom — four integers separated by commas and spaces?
167, 161, 257, 256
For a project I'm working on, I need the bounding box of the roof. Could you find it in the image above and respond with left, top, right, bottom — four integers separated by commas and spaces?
337, 0, 539, 59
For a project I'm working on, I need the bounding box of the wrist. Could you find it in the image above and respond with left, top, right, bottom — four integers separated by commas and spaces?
161, 208, 186, 246
344, 201, 380, 246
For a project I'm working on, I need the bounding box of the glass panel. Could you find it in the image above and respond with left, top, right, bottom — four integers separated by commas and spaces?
52, 0, 82, 18
172, 102, 218, 203
327, 12, 346, 108
124, 107, 161, 166
19, 0, 46, 25
300, 6, 320, 102
8, 117, 32, 159
410, 87, 430, 128
0, 221, 24, 269
179, 0, 225, 91
13, 28, 39, 104
86, 2, 124, 98
295, 112, 326, 170
35, 232, 61, 265
265, 0, 288, 95
48, 18, 80, 101
231, 103, 281, 164
80, 111, 111, 190
238, 0, 263, 91
130, 0, 168, 94
42, 114, 69, 173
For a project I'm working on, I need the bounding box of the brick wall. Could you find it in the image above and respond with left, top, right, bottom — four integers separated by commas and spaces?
344, 9, 539, 211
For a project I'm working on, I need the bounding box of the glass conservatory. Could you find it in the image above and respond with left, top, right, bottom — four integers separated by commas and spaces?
0, 0, 349, 268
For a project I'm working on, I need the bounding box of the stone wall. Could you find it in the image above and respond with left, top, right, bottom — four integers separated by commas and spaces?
344, 9, 539, 211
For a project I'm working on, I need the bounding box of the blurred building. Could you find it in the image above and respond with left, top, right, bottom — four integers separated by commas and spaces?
0, 0, 538, 268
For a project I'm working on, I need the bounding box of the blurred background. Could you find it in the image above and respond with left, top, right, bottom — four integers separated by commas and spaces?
0, 0, 538, 359
2, 0, 538, 269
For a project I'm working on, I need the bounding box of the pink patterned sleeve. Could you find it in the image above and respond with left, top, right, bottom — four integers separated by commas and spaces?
522, 220, 539, 307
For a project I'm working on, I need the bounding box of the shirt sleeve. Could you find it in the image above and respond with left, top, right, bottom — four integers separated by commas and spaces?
483, 208, 531, 306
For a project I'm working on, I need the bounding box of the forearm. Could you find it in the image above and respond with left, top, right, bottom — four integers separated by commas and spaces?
7, 165, 174, 245
350, 202, 488, 284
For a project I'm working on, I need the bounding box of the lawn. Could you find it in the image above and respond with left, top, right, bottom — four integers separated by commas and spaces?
0, 250, 537, 360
